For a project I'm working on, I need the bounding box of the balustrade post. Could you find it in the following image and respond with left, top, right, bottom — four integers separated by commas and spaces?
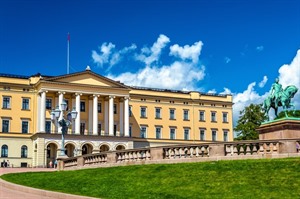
107, 152, 117, 164
150, 147, 164, 160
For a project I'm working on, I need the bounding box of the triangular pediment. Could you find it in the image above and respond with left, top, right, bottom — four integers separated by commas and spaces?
44, 70, 128, 88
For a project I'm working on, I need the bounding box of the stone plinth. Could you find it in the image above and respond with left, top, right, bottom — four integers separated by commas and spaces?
257, 118, 300, 140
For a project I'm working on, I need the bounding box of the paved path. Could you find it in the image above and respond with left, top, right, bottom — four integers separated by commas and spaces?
0, 168, 98, 199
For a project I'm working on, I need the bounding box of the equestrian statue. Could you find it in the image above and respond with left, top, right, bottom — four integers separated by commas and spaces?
262, 78, 298, 120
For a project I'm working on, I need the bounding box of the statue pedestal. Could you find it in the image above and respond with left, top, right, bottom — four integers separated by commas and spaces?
257, 118, 300, 140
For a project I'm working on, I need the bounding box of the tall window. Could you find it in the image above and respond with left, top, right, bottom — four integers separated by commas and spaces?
140, 107, 147, 118
2, 97, 11, 109
98, 103, 102, 113
21, 145, 28, 158
45, 121, 51, 133
80, 122, 85, 135
212, 130, 217, 141
223, 130, 228, 141
22, 121, 29, 133
98, 123, 102, 135
114, 104, 117, 114
170, 128, 176, 139
1, 145, 8, 157
22, 98, 30, 110
223, 112, 228, 123
199, 111, 205, 121
155, 108, 161, 119
184, 128, 189, 140
170, 109, 175, 120
156, 127, 161, 139
114, 124, 117, 136
80, 101, 85, 112
183, 110, 189, 120
129, 106, 132, 117
46, 98, 52, 110
129, 125, 132, 137
211, 112, 217, 122
2, 120, 9, 132
200, 129, 205, 141
140, 126, 147, 138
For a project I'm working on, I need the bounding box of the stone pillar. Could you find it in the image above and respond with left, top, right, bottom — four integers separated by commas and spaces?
104, 100, 108, 135
124, 97, 129, 137
58, 92, 64, 133
88, 98, 93, 134
93, 95, 99, 135
36, 93, 41, 132
75, 93, 81, 134
39, 91, 47, 132
109, 96, 114, 136
119, 101, 124, 136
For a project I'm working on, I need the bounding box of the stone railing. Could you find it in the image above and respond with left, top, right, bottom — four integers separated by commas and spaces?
58, 139, 300, 171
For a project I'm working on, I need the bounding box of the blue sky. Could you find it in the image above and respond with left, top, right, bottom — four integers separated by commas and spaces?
1, 0, 299, 125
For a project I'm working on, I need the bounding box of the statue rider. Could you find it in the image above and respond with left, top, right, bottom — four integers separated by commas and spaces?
269, 78, 283, 108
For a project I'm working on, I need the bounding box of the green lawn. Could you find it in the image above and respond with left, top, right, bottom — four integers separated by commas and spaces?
1, 158, 300, 199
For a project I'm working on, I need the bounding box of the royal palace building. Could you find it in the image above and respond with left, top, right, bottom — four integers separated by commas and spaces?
0, 67, 233, 167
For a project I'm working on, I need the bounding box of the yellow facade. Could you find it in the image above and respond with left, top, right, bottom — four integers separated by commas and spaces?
0, 68, 233, 167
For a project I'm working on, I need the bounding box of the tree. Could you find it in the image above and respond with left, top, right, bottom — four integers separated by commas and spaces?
234, 103, 267, 140
274, 110, 300, 120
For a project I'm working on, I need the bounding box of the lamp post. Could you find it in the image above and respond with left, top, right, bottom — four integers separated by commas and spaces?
51, 100, 78, 157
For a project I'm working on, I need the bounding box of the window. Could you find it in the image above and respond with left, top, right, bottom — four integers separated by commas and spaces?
155, 108, 161, 119
155, 127, 161, 139
114, 104, 117, 114
223, 112, 228, 123
140, 107, 147, 118
65, 99, 69, 111
22, 121, 29, 134
223, 130, 228, 141
129, 106, 132, 117
184, 128, 189, 140
2, 96, 11, 109
170, 128, 176, 139
199, 111, 205, 121
98, 103, 102, 113
2, 119, 9, 132
21, 145, 28, 158
129, 125, 132, 137
200, 129, 205, 141
45, 121, 51, 133
211, 112, 217, 122
114, 124, 117, 136
98, 123, 102, 135
140, 126, 147, 138
170, 109, 175, 120
80, 122, 85, 135
183, 110, 189, 120
80, 101, 85, 112
1, 145, 8, 157
46, 99, 52, 110
212, 130, 217, 141
22, 98, 30, 110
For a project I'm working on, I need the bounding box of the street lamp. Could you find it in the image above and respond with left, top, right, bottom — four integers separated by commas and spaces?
51, 100, 78, 157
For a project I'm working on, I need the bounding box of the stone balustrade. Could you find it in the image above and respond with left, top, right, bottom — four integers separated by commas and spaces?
58, 139, 300, 171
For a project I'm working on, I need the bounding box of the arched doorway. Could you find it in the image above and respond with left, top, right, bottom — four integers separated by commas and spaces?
82, 143, 93, 155
46, 143, 58, 168
65, 143, 75, 157
100, 144, 110, 152
116, 145, 125, 150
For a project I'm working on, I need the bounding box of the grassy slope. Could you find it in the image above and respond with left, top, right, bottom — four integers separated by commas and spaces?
1, 158, 300, 199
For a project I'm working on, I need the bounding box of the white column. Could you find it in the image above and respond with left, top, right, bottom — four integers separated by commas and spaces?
109, 96, 114, 136
58, 92, 64, 133
71, 98, 75, 133
104, 100, 108, 135
119, 101, 124, 136
93, 95, 99, 135
36, 94, 41, 132
40, 91, 46, 132
124, 97, 129, 137
54, 97, 58, 133
88, 98, 93, 134
75, 93, 81, 135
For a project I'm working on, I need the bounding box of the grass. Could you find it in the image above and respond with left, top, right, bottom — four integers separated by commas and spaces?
1, 158, 300, 199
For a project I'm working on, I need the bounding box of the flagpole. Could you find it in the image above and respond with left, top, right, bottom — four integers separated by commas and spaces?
67, 33, 70, 74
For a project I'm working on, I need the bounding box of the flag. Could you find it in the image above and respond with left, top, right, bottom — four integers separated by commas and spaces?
67, 33, 70, 42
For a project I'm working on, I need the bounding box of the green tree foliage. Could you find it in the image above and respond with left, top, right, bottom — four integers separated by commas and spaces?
234, 104, 267, 140
274, 110, 300, 119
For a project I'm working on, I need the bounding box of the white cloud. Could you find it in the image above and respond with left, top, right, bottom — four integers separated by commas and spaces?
220, 87, 232, 95
224, 56, 231, 64
135, 34, 170, 65
256, 45, 264, 52
258, 75, 268, 88
169, 41, 203, 63
207, 89, 216, 94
